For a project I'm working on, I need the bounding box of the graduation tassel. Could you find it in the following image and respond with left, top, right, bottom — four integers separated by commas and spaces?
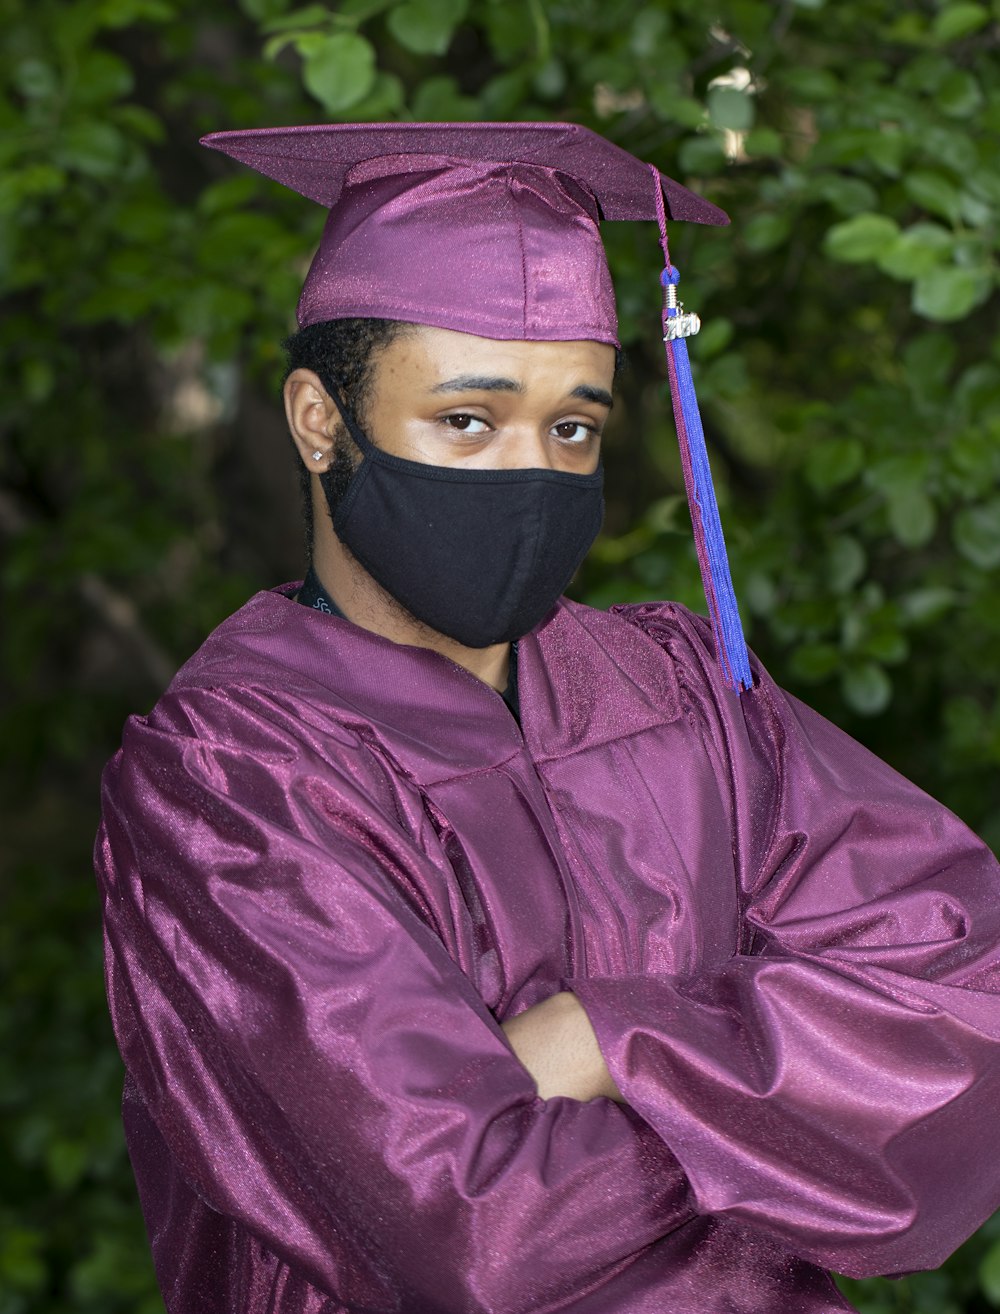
649, 165, 753, 694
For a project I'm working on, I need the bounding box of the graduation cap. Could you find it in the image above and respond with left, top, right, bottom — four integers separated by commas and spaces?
200, 121, 752, 692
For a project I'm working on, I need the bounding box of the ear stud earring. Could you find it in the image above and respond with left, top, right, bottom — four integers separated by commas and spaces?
312, 450, 324, 462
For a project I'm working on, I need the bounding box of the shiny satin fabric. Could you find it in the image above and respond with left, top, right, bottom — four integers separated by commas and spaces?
95, 591, 1000, 1313
297, 156, 620, 342
198, 120, 731, 343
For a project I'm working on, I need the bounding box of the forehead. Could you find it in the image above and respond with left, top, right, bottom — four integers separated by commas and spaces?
372, 325, 616, 391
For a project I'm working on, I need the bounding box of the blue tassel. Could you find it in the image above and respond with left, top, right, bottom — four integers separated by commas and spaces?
660, 263, 752, 693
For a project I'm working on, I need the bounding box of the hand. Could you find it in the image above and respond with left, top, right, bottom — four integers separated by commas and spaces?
501, 991, 624, 1103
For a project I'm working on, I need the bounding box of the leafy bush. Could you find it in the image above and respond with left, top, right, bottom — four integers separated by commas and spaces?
2, 1, 998, 1308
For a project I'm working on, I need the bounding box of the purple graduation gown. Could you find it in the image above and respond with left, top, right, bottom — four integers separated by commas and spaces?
95, 587, 1000, 1313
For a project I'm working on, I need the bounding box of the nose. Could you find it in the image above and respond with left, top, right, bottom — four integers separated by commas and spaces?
499, 425, 557, 471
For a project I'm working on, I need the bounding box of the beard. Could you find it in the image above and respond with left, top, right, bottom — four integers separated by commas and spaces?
318, 423, 360, 517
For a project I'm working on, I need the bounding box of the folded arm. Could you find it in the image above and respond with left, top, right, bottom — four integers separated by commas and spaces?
97, 685, 690, 1313
570, 604, 1000, 1279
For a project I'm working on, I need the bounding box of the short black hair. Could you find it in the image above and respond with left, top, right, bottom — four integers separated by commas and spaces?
282, 317, 409, 553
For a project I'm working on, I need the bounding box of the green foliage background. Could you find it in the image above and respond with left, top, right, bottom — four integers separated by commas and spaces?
2, 0, 1000, 1308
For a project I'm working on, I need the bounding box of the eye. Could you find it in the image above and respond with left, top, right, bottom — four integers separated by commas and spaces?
442, 413, 490, 434
552, 421, 598, 444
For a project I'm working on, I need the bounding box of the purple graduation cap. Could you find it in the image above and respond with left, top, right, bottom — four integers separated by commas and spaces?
200, 121, 753, 692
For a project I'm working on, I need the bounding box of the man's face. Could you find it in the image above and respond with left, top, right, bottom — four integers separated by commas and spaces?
362, 326, 615, 474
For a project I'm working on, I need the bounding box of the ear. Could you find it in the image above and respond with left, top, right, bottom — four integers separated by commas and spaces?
283, 368, 340, 473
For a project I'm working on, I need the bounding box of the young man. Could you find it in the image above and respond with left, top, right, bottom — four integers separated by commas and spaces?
95, 123, 1000, 1313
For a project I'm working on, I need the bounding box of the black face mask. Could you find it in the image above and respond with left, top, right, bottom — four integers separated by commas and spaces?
322, 394, 604, 649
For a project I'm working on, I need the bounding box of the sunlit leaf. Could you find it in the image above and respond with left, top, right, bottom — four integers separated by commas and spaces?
824, 213, 900, 262
913, 265, 992, 322
707, 86, 755, 132
931, 3, 990, 43
387, 0, 469, 55
954, 499, 1000, 568
841, 662, 892, 715
301, 32, 377, 113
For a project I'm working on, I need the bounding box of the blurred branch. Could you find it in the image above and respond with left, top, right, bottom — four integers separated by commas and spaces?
0, 488, 28, 535
77, 573, 176, 689
0, 489, 175, 689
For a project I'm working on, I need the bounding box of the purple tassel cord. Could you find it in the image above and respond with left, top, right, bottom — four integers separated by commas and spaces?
649, 166, 752, 694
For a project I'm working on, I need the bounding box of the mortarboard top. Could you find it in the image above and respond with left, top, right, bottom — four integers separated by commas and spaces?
199, 121, 729, 226
200, 121, 728, 344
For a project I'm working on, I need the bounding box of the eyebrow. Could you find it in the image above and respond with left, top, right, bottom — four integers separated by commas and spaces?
430, 375, 614, 408
431, 374, 522, 394
572, 384, 614, 409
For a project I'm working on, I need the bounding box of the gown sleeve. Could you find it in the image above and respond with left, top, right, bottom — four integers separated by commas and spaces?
570, 602, 1000, 1281
95, 681, 693, 1313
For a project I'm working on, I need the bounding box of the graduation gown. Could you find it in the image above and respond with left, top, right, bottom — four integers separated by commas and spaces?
94, 587, 1000, 1313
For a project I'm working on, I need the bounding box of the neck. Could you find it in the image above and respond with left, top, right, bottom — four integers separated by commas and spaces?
310, 532, 511, 693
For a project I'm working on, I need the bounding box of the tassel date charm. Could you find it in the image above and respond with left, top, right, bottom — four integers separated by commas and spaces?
662, 279, 701, 340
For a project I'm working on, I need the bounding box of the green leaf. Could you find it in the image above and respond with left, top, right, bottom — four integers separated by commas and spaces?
13, 58, 59, 100
877, 222, 953, 281
816, 174, 878, 216
690, 317, 733, 359
96, 0, 175, 23
648, 90, 705, 128
824, 213, 900, 263
887, 12, 930, 44
239, 0, 289, 19
630, 8, 671, 56
967, 166, 1000, 207
842, 662, 892, 716
904, 170, 962, 222
805, 437, 864, 491
46, 1136, 89, 1190
346, 70, 405, 120
789, 642, 841, 681
301, 32, 376, 113
866, 452, 931, 495
937, 69, 983, 117
56, 121, 126, 178
0, 1228, 46, 1292
198, 172, 261, 216
863, 630, 908, 665
338, 0, 398, 17
903, 330, 956, 392
387, 0, 469, 55
73, 49, 134, 103
887, 487, 937, 548
262, 4, 339, 33
410, 74, 480, 120
744, 127, 783, 157
677, 133, 726, 175
707, 86, 755, 132
828, 535, 866, 593
780, 67, 839, 101
931, 3, 989, 43
979, 1236, 1000, 1303
533, 58, 567, 100
912, 265, 992, 322
264, 30, 309, 59
742, 211, 791, 253
113, 103, 166, 142
954, 499, 1000, 568
900, 587, 956, 624
921, 124, 980, 175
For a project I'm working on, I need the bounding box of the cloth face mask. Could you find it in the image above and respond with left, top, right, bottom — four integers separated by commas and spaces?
323, 393, 605, 648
